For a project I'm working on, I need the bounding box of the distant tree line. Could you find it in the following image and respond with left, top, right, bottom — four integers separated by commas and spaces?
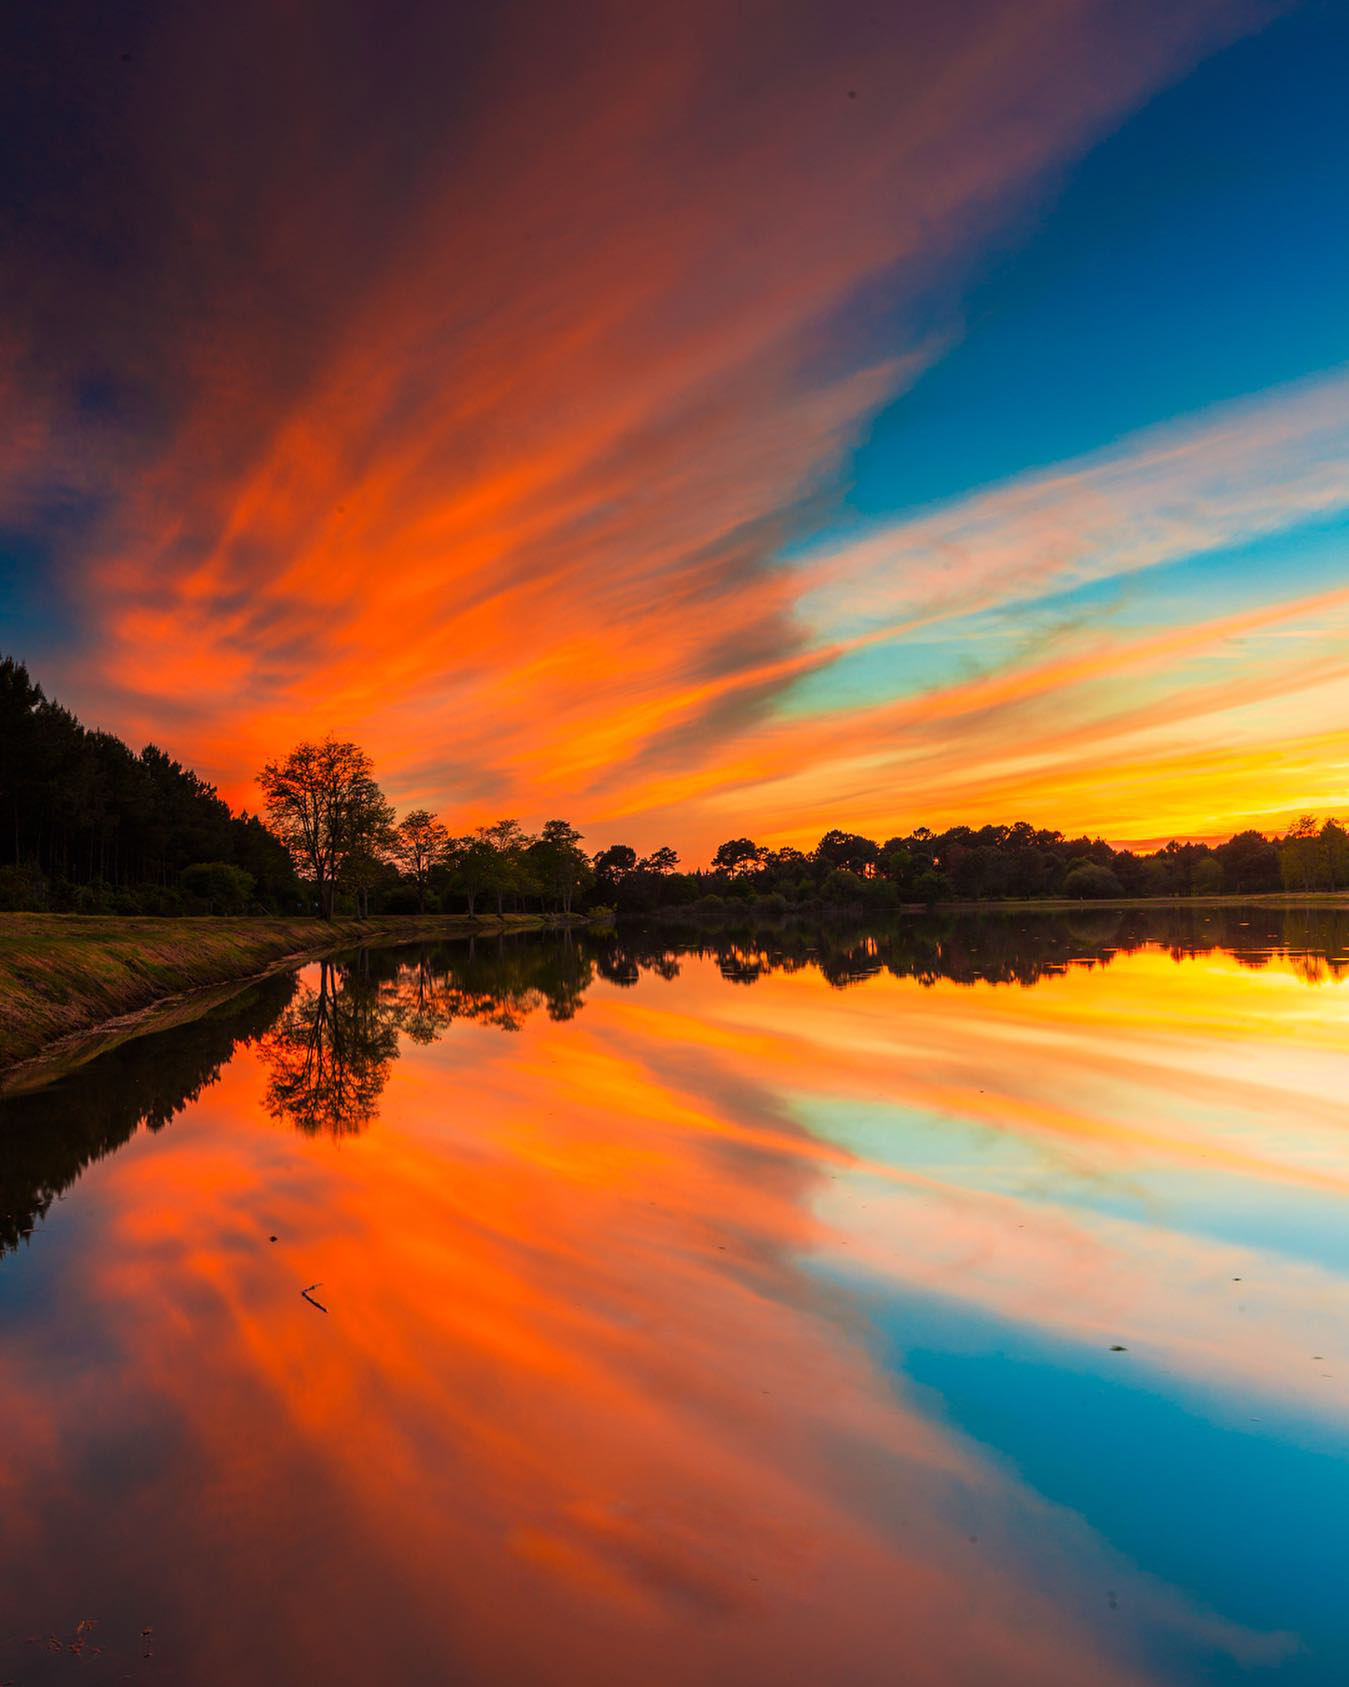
583, 817, 1349, 919
3, 652, 1346, 919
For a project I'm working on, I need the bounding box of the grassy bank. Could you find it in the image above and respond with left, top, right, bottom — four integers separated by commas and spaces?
0, 912, 569, 1076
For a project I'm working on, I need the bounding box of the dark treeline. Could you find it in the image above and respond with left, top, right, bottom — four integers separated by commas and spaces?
4, 652, 1347, 920
588, 817, 1349, 920
0, 656, 298, 913
0, 972, 297, 1256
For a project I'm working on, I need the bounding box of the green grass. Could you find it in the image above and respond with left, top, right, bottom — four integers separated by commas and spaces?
0, 912, 560, 1074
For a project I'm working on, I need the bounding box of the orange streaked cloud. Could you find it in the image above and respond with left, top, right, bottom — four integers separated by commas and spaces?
9, 0, 1332, 852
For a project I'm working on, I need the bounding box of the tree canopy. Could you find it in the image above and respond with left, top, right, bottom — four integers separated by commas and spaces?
257, 739, 395, 921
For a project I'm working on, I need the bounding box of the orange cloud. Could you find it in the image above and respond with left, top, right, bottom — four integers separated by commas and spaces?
3, 0, 1279, 851
598, 584, 1349, 847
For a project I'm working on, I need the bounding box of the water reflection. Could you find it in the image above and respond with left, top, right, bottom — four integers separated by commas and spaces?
629, 903, 1349, 990
250, 906, 1349, 1137
261, 958, 402, 1136
0, 973, 295, 1257
258, 940, 597, 1136
1, 909, 1346, 1685
5, 906, 1347, 1190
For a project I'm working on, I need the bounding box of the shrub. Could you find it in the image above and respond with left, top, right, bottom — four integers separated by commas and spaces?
179, 861, 255, 914
379, 884, 423, 914
0, 864, 48, 911
861, 876, 900, 909
1062, 862, 1124, 900
140, 886, 187, 916
821, 868, 864, 905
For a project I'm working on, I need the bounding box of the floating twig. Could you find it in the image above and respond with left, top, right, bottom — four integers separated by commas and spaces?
301, 1282, 328, 1313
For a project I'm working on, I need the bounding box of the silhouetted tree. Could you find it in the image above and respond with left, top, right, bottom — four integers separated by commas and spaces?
528, 819, 592, 914
477, 818, 532, 915
1213, 830, 1280, 894
711, 838, 764, 877
816, 829, 880, 876
257, 738, 394, 920
1281, 815, 1322, 891
443, 833, 497, 916
391, 809, 452, 913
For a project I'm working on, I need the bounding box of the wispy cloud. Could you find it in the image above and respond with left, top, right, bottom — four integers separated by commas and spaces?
796, 365, 1349, 636
3, 0, 1289, 847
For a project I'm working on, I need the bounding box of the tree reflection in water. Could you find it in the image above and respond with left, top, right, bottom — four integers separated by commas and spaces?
0, 973, 297, 1256
256, 907, 1349, 1139
8, 908, 1343, 1212
259, 957, 402, 1137
617, 902, 1349, 992
256, 935, 598, 1135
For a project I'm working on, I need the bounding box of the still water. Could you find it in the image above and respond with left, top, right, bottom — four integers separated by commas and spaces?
1, 909, 1346, 1685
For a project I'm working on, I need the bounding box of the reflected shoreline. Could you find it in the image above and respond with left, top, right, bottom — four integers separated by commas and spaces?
2, 905, 1343, 1259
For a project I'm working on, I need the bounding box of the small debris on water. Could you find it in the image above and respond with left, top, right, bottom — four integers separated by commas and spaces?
1109, 1345, 1127, 1351
301, 1282, 328, 1312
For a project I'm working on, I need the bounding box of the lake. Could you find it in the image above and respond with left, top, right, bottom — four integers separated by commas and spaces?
1, 909, 1346, 1685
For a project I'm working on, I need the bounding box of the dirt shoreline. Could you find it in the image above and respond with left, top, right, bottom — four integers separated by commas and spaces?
0, 912, 581, 1086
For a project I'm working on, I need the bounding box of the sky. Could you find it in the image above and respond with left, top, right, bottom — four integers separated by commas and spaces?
2, 0, 1347, 856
